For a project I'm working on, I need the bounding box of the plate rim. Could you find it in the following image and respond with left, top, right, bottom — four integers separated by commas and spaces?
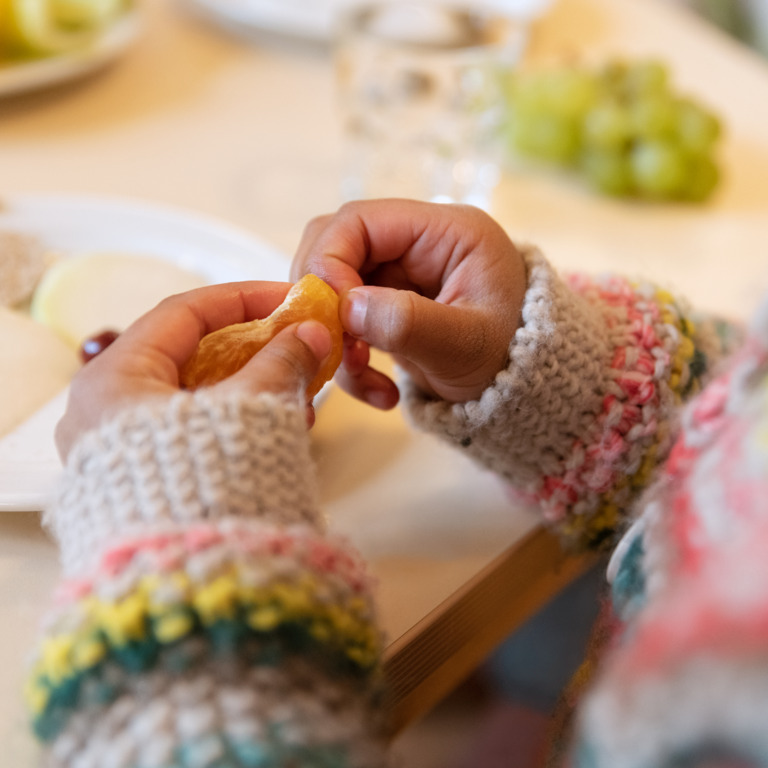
183, 0, 556, 43
0, 9, 141, 99
0, 192, 297, 513
2, 190, 291, 269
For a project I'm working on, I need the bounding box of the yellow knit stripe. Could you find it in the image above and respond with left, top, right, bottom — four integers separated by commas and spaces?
26, 568, 379, 716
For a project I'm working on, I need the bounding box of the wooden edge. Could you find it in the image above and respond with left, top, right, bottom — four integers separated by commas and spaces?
381, 525, 599, 735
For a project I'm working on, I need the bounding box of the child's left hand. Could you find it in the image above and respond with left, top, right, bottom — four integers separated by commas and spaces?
55, 281, 333, 460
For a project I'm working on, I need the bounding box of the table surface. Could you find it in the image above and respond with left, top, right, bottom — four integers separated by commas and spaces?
2, 0, 768, 759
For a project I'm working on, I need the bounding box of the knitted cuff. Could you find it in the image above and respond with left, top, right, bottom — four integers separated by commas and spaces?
45, 389, 321, 577
402, 246, 723, 551
402, 246, 615, 541
26, 518, 386, 763
43, 664, 387, 768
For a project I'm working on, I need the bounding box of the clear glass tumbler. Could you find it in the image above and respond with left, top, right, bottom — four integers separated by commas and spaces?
334, 1, 528, 210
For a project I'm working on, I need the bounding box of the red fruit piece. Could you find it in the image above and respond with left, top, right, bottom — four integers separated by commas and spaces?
79, 329, 120, 364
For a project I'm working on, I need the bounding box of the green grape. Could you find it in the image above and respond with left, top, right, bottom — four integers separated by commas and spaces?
583, 101, 632, 150
543, 69, 599, 118
623, 60, 670, 98
507, 72, 552, 114
630, 140, 688, 198
684, 154, 720, 201
598, 59, 669, 100
629, 96, 677, 140
598, 60, 630, 93
510, 112, 580, 165
676, 98, 722, 153
581, 149, 634, 196
502, 57, 722, 203
509, 68, 597, 119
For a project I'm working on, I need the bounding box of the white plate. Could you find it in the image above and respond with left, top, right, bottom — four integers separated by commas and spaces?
184, 0, 554, 43
0, 193, 293, 512
0, 10, 140, 99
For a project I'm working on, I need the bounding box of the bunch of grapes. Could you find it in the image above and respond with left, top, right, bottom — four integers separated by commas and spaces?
502, 60, 722, 202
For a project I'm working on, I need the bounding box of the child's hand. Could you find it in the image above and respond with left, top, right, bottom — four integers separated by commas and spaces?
291, 199, 527, 409
55, 281, 333, 461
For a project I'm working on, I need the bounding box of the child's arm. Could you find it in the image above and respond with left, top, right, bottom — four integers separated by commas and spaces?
292, 200, 739, 552
570, 304, 768, 768
29, 284, 387, 767
403, 246, 735, 550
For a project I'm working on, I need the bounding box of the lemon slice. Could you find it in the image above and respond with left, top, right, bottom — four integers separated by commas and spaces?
30, 252, 208, 348
0, 0, 126, 59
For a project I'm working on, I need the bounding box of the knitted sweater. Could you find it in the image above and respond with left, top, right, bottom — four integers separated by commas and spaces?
404, 247, 768, 768
31, 393, 387, 767
29, 245, 762, 767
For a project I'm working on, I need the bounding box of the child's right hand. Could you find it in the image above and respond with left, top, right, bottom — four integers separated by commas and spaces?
291, 199, 527, 408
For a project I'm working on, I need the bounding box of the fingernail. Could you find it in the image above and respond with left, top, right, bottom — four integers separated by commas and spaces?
343, 288, 368, 337
296, 320, 332, 361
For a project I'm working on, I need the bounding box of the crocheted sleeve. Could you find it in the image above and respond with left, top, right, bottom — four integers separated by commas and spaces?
570, 298, 768, 768
402, 245, 736, 551
28, 390, 386, 768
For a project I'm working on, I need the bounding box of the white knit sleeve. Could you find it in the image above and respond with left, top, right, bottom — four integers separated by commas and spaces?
402, 246, 728, 551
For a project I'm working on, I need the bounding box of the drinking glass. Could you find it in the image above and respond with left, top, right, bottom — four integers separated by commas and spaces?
334, 0, 528, 210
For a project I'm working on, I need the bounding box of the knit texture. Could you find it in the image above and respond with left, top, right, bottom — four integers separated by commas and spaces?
46, 390, 323, 577
403, 245, 729, 551
44, 663, 384, 768
572, 301, 768, 768
33, 389, 387, 768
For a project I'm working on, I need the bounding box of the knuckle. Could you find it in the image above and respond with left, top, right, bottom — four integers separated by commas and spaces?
271, 337, 315, 381
155, 293, 183, 313
302, 213, 332, 237
381, 291, 417, 352
336, 200, 362, 218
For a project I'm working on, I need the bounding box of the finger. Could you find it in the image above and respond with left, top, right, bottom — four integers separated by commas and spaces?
306, 402, 317, 429
341, 284, 494, 377
220, 320, 332, 400
119, 281, 292, 370
291, 213, 334, 282
334, 363, 399, 410
343, 334, 370, 376
336, 331, 399, 409
293, 199, 496, 295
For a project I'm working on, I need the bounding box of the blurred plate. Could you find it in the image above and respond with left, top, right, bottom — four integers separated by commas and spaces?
184, 0, 555, 42
0, 193, 296, 512
0, 10, 140, 98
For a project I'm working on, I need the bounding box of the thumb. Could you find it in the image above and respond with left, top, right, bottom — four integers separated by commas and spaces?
341, 285, 486, 378
220, 320, 332, 399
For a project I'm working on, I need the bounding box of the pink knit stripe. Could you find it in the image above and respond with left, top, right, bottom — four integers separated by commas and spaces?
613, 532, 768, 681
654, 341, 768, 583
537, 277, 679, 522
53, 521, 374, 605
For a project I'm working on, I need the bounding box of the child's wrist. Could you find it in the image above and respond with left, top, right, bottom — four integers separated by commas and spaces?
46, 389, 322, 577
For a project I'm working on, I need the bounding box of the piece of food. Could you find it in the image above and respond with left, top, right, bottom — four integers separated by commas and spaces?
503, 59, 723, 202
0, 305, 79, 437
0, 0, 126, 60
180, 274, 343, 399
0, 230, 48, 307
31, 252, 207, 348
79, 328, 119, 363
